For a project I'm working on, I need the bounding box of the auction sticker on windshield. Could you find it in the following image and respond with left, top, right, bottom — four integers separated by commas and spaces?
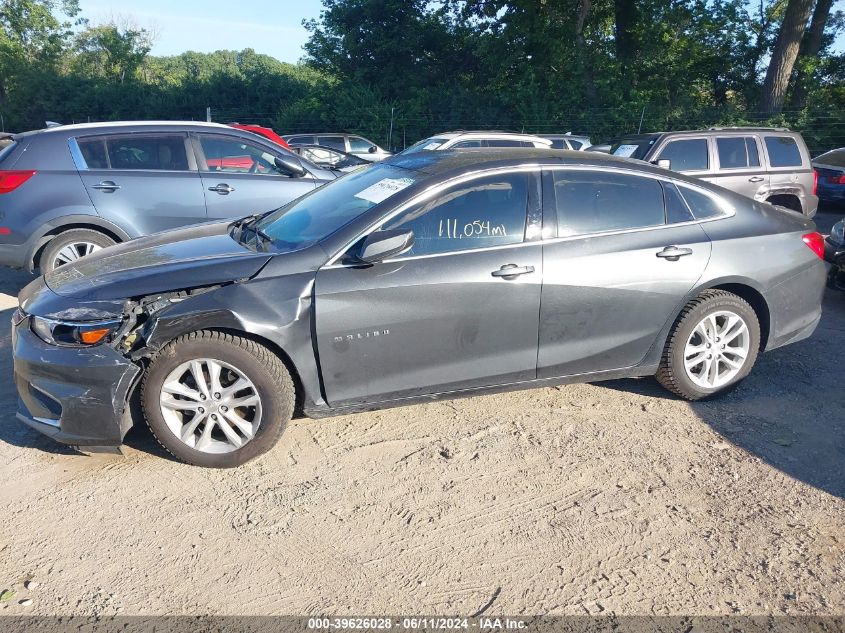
613, 144, 639, 157
354, 177, 415, 204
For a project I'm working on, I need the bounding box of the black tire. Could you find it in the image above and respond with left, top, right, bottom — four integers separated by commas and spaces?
656, 290, 761, 401
141, 331, 294, 468
40, 229, 116, 273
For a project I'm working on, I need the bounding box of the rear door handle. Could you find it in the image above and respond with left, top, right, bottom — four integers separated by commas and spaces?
208, 183, 235, 195
748, 176, 765, 183
491, 264, 535, 279
91, 181, 120, 192
656, 246, 693, 261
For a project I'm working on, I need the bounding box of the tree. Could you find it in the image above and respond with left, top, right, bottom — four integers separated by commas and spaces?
0, 0, 80, 105
789, 0, 835, 108
760, 0, 816, 114
73, 21, 153, 84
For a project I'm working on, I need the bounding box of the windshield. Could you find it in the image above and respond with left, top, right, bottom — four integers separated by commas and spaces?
402, 137, 448, 154
248, 163, 420, 254
610, 136, 660, 160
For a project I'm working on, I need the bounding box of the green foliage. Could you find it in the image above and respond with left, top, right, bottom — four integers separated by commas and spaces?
0, 0, 843, 153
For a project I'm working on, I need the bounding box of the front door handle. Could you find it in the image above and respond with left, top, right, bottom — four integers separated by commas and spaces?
491, 264, 535, 279
748, 176, 765, 183
91, 181, 120, 192
208, 183, 235, 195
656, 246, 693, 261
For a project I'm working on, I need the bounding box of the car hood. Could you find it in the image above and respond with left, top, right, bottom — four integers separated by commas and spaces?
20, 221, 272, 318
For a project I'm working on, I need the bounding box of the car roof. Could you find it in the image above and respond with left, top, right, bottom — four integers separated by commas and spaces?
434, 131, 552, 142
613, 128, 799, 141
387, 147, 676, 178
20, 120, 236, 138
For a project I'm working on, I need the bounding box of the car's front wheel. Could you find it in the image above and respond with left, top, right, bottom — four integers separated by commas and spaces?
656, 290, 761, 400
141, 331, 294, 467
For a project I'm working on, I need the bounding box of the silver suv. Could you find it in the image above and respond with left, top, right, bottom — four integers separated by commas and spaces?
609, 127, 818, 217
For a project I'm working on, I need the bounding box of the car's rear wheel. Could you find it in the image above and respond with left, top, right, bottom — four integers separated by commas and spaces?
656, 290, 761, 400
40, 229, 116, 273
141, 331, 294, 467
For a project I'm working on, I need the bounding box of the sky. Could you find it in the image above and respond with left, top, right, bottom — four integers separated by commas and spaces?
77, 0, 326, 63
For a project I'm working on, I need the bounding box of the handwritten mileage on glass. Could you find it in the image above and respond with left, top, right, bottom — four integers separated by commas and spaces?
438, 219, 508, 239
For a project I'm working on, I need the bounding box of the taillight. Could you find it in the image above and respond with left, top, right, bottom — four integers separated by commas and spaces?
0, 170, 36, 194
813, 169, 818, 195
826, 173, 845, 185
802, 232, 825, 260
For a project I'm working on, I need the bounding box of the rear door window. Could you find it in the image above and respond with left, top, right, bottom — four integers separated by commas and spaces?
656, 139, 709, 171
550, 139, 568, 150
287, 135, 315, 145
569, 140, 584, 150
551, 171, 666, 236
104, 135, 189, 171
716, 137, 761, 169
764, 136, 803, 167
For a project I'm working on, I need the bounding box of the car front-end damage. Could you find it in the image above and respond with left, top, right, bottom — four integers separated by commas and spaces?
12, 220, 282, 448
13, 280, 225, 447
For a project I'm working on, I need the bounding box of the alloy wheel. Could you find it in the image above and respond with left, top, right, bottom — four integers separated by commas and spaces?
52, 242, 102, 268
159, 358, 263, 454
683, 310, 750, 389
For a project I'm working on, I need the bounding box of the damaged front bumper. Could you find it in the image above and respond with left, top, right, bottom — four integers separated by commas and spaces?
12, 312, 141, 446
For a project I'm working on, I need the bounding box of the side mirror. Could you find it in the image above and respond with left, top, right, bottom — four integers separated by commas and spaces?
368, 146, 377, 154
274, 155, 308, 178
357, 229, 414, 264
655, 159, 671, 170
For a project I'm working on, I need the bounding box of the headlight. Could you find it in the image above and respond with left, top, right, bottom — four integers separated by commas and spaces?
830, 220, 845, 245
31, 316, 122, 347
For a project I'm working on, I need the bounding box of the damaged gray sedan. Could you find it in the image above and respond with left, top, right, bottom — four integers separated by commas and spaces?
13, 149, 827, 467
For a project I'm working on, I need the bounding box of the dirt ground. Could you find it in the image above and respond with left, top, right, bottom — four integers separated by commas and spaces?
0, 212, 843, 618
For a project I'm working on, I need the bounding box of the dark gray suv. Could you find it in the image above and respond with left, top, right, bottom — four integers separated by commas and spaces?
0, 121, 337, 273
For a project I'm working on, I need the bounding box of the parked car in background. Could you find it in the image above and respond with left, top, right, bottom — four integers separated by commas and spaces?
812, 148, 845, 205
542, 133, 592, 150
291, 144, 370, 172
0, 121, 337, 273
607, 127, 818, 217
825, 218, 845, 291
283, 133, 391, 162
228, 123, 291, 149
402, 131, 553, 153
13, 149, 826, 466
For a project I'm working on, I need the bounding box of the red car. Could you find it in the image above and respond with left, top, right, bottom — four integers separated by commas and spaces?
228, 123, 291, 149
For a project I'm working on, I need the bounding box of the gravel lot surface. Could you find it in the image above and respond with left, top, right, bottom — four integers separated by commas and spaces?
0, 211, 843, 617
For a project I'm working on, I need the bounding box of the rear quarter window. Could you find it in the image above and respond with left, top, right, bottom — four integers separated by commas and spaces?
677, 185, 728, 220
764, 136, 803, 167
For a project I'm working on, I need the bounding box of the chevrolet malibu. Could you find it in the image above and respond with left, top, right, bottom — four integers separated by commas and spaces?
13, 150, 827, 467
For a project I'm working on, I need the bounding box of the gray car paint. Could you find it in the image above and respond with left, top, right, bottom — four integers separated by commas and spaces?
13, 149, 826, 447
0, 121, 337, 271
